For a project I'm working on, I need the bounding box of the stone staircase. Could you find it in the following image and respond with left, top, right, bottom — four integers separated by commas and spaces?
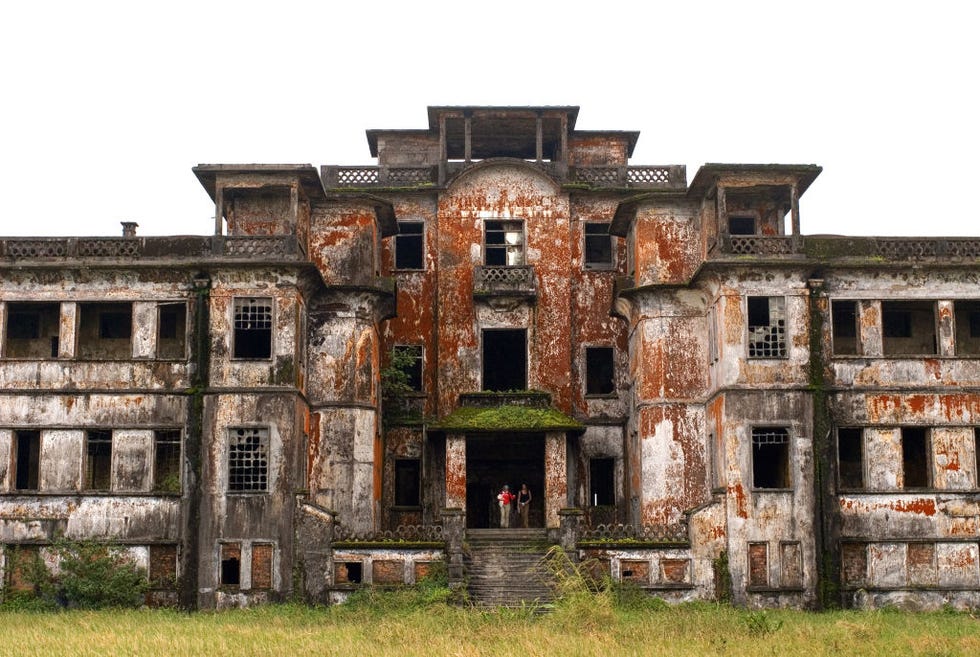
464, 528, 557, 609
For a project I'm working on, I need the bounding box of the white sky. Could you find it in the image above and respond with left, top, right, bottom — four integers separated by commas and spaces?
1, 1, 977, 237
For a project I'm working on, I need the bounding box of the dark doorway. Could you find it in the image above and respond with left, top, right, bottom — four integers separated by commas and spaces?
482, 329, 527, 391
465, 433, 544, 529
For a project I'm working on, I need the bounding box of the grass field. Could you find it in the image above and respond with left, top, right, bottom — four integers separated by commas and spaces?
0, 592, 977, 657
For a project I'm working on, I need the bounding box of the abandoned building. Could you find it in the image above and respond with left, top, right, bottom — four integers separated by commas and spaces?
1, 105, 978, 610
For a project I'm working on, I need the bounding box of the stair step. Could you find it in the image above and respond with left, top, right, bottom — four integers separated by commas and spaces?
462, 530, 560, 607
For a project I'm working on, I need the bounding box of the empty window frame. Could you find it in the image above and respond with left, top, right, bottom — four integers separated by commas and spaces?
589, 457, 615, 506
882, 301, 937, 355
78, 302, 132, 359
481, 329, 527, 391
837, 428, 864, 489
393, 345, 423, 392
220, 543, 241, 587
394, 458, 421, 507
585, 346, 615, 395
747, 296, 786, 358
832, 300, 859, 355
85, 430, 113, 491
584, 223, 614, 268
728, 215, 756, 236
752, 427, 791, 489
233, 298, 273, 359
153, 430, 181, 493
13, 430, 41, 491
484, 220, 524, 266
157, 303, 187, 359
901, 427, 930, 489
228, 428, 269, 492
4, 302, 60, 359
394, 221, 424, 270
975, 428, 980, 487
954, 300, 980, 355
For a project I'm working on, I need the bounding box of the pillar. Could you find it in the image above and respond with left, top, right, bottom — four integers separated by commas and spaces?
445, 433, 466, 509
544, 431, 568, 529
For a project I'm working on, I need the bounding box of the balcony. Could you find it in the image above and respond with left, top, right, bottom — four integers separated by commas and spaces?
473, 265, 536, 300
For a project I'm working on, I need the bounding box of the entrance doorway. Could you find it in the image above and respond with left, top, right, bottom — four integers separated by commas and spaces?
465, 433, 544, 529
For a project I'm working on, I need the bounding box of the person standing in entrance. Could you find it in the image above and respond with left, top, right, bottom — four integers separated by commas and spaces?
517, 483, 532, 528
497, 485, 515, 528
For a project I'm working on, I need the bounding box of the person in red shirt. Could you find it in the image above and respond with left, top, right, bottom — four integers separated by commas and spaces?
497, 485, 515, 528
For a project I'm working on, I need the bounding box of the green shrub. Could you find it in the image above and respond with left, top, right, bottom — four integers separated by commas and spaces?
54, 540, 149, 609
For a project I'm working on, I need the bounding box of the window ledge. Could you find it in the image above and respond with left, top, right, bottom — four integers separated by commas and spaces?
226, 491, 271, 496
750, 488, 794, 493
585, 393, 619, 400
746, 586, 805, 593
391, 505, 423, 511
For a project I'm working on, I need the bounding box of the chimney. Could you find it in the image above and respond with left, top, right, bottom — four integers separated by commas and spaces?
121, 222, 139, 237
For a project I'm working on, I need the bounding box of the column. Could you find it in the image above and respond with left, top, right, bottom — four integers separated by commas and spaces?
544, 431, 568, 529
445, 432, 466, 509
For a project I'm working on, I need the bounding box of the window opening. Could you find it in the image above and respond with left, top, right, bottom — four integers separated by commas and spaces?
149, 545, 178, 589
394, 458, 421, 507
837, 428, 863, 489
728, 216, 756, 235
395, 221, 424, 270
251, 544, 274, 589
882, 301, 936, 355
337, 561, 362, 584
233, 298, 272, 359
484, 220, 524, 266
901, 427, 929, 488
78, 302, 132, 359
153, 430, 181, 492
585, 346, 615, 395
157, 303, 187, 359
752, 427, 790, 489
975, 428, 980, 487
4, 302, 60, 358
584, 223, 614, 268
748, 542, 768, 587
481, 329, 527, 391
832, 300, 859, 355
747, 297, 786, 358
220, 543, 241, 587
229, 428, 269, 492
393, 345, 423, 392
589, 458, 615, 506
954, 301, 980, 355
14, 430, 40, 491
85, 430, 112, 491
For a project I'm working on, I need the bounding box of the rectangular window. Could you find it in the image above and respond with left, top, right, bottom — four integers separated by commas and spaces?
85, 430, 113, 491
954, 301, 980, 355
233, 298, 273, 359
394, 458, 421, 507
832, 300, 859, 355
153, 430, 181, 493
220, 543, 241, 587
589, 458, 615, 506
394, 221, 424, 270
14, 430, 41, 491
78, 302, 133, 359
584, 223, 614, 268
482, 329, 527, 391
149, 545, 178, 589
585, 346, 615, 395
5, 546, 42, 592
748, 542, 769, 587
157, 303, 187, 359
393, 345, 423, 392
251, 544, 274, 590
752, 427, 790, 489
841, 543, 867, 587
747, 297, 786, 358
882, 301, 937, 355
901, 427, 930, 488
228, 428, 269, 492
484, 219, 524, 266
728, 216, 756, 235
4, 302, 60, 358
837, 428, 864, 489
976, 428, 980, 488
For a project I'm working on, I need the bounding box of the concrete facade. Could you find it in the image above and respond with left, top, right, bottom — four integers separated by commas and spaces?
1, 106, 978, 610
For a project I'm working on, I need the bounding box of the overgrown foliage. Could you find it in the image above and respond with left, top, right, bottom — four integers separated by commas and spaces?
1, 540, 148, 610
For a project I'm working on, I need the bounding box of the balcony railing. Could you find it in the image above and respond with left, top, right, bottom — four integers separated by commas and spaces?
569, 165, 686, 189
473, 265, 536, 298
0, 235, 304, 261
322, 166, 437, 188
